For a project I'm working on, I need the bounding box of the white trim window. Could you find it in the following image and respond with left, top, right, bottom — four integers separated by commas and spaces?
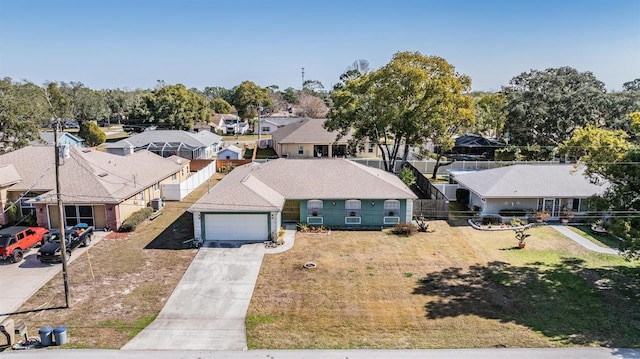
298, 145, 304, 155
307, 200, 323, 217
368, 143, 375, 153
384, 200, 400, 217
345, 200, 361, 217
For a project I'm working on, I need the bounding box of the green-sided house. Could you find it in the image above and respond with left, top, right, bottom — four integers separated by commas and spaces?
188, 158, 417, 242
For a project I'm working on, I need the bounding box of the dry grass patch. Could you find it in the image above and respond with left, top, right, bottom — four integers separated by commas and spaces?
247, 223, 640, 349
6, 173, 225, 349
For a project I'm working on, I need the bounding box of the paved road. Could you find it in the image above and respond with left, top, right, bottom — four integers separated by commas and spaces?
2, 348, 639, 358
550, 225, 619, 254
122, 243, 266, 351
0, 231, 108, 323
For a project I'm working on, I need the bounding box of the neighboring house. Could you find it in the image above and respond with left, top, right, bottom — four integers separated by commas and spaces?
258, 117, 303, 134
445, 134, 506, 160
105, 130, 223, 160
271, 118, 380, 158
193, 121, 215, 133
212, 114, 243, 135
32, 131, 85, 147
452, 164, 608, 220
0, 146, 190, 230
188, 158, 417, 242
217, 145, 243, 160
224, 120, 249, 136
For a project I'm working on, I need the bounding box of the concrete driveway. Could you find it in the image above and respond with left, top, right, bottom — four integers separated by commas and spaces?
122, 243, 265, 351
0, 231, 108, 323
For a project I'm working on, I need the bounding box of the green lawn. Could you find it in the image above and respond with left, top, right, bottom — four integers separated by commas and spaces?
568, 225, 622, 249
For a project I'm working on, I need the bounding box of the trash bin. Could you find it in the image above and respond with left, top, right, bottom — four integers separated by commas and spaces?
53, 326, 67, 346
39, 326, 53, 346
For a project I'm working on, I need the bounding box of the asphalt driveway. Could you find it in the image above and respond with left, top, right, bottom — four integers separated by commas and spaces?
122, 243, 266, 351
0, 231, 108, 323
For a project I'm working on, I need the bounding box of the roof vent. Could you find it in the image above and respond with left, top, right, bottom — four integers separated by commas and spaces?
82, 148, 91, 153
98, 173, 108, 177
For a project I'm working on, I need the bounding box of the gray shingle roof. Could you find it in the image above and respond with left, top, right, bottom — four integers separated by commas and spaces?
271, 119, 353, 144
0, 146, 183, 204
189, 158, 416, 212
263, 117, 304, 127
0, 164, 21, 187
454, 164, 608, 198
218, 145, 242, 154
105, 130, 222, 149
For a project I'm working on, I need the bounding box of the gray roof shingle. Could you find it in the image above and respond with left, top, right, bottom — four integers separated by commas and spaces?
189, 158, 416, 212
271, 119, 353, 144
0, 146, 183, 204
0, 164, 21, 187
454, 164, 608, 198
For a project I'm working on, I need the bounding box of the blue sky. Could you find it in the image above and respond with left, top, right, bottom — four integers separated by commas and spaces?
1, 0, 638, 92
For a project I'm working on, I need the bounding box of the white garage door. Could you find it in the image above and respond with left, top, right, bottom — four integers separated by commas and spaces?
203, 213, 268, 241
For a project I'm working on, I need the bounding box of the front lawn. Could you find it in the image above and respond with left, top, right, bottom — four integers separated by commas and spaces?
247, 224, 639, 349
568, 225, 622, 249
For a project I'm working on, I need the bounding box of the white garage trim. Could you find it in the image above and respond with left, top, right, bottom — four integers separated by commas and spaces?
203, 213, 269, 241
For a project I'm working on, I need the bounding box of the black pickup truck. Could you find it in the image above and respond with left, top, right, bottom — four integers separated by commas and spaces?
37, 223, 93, 263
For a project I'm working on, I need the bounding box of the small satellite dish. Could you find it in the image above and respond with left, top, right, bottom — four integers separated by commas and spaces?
176, 159, 183, 164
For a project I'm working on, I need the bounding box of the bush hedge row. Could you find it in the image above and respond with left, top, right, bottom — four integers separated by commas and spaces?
498, 209, 527, 217
120, 206, 154, 232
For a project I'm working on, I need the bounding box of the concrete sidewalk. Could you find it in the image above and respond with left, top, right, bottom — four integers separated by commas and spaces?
550, 225, 619, 254
122, 243, 265, 351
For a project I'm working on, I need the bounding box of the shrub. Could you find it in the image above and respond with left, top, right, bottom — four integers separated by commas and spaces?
391, 222, 417, 236
398, 167, 416, 187
499, 209, 527, 217
495, 146, 519, 161
120, 207, 154, 232
456, 188, 470, 206
78, 121, 107, 146
482, 216, 499, 225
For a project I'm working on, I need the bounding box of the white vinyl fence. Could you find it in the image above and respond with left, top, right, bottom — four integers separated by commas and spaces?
162, 160, 217, 201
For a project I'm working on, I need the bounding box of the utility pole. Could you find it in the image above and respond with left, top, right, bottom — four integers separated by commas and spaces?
53, 122, 71, 308
301, 67, 306, 118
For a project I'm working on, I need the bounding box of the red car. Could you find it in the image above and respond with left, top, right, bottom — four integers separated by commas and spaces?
0, 226, 50, 263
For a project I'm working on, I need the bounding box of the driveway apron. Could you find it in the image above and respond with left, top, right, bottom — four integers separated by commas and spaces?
122, 243, 265, 351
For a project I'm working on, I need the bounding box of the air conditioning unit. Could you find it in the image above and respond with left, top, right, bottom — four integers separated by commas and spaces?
151, 198, 164, 211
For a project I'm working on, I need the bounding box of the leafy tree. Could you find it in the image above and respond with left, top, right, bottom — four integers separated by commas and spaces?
326, 51, 475, 172
502, 67, 607, 147
103, 88, 144, 123
78, 121, 106, 146
210, 98, 232, 114
623, 79, 640, 92
75, 87, 109, 122
203, 86, 233, 104
0, 78, 47, 152
561, 125, 640, 260
281, 87, 298, 104
603, 83, 640, 132
145, 84, 211, 130
474, 93, 507, 139
232, 81, 273, 120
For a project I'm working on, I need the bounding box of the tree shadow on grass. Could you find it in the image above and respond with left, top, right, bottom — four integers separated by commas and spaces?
144, 212, 193, 250
413, 257, 640, 347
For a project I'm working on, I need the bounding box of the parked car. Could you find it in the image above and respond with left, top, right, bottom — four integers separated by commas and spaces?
63, 121, 80, 129
0, 226, 51, 263
37, 223, 94, 264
